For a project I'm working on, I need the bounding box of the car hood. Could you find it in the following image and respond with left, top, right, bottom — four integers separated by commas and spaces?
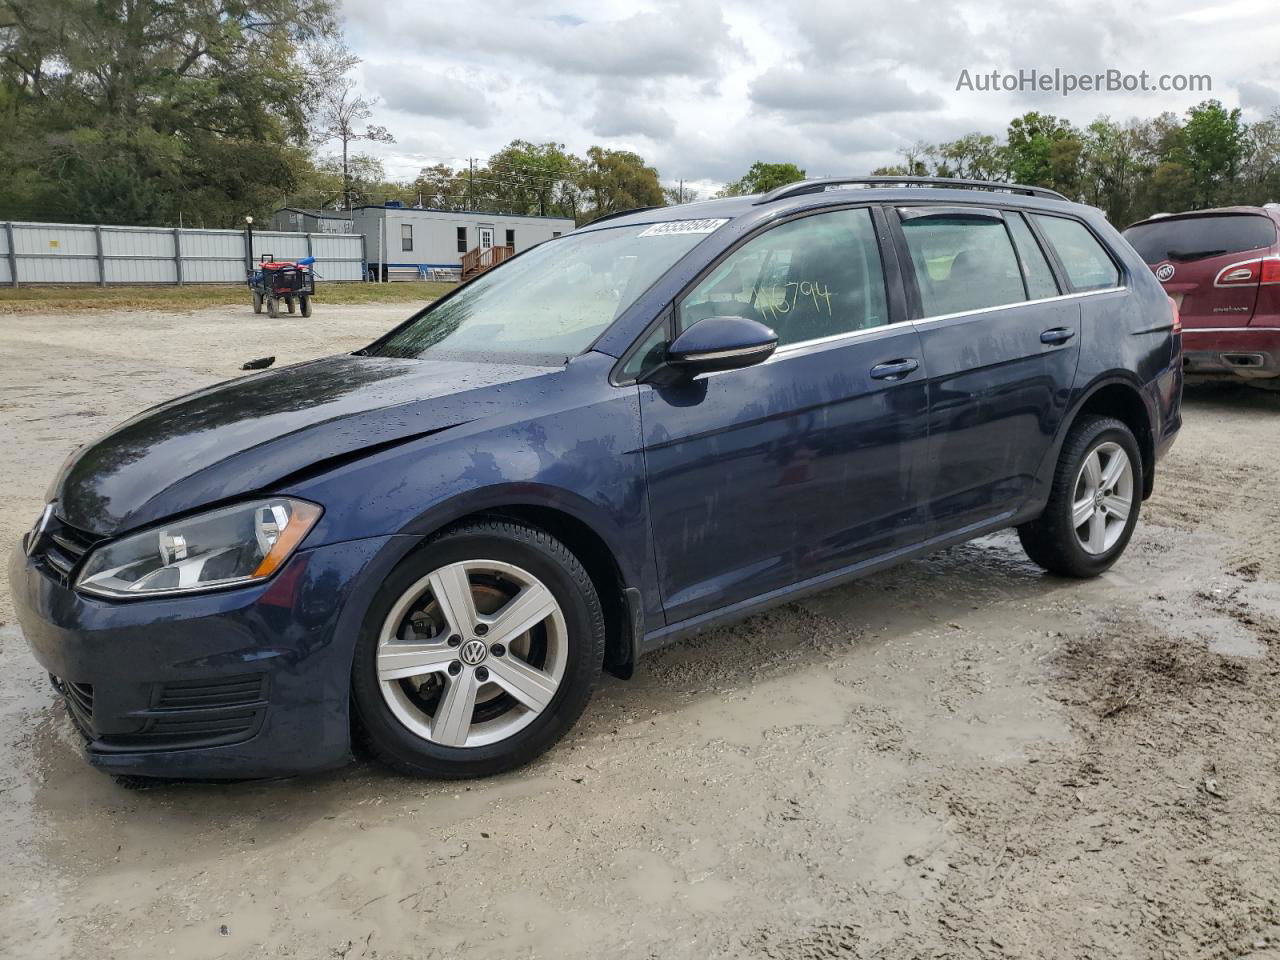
53, 354, 555, 536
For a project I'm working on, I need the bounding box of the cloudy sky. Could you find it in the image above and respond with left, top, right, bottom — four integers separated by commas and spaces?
341, 0, 1280, 195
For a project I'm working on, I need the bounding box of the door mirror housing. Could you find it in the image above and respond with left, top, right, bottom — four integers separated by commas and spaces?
663, 316, 778, 376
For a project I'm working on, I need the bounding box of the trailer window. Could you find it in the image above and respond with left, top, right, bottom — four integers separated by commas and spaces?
456, 227, 467, 253
401, 224, 413, 252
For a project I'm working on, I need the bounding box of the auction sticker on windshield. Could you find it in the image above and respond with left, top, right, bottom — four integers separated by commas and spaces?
637, 219, 730, 238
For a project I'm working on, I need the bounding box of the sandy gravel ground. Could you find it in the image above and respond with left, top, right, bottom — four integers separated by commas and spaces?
2, 304, 1280, 960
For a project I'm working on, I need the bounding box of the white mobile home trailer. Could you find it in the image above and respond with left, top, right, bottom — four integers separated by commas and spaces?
351, 205, 575, 281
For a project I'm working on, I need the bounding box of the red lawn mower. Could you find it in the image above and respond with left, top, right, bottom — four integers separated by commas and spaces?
249, 254, 316, 318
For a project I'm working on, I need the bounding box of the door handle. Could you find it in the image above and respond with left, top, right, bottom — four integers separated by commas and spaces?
869, 358, 920, 381
1040, 327, 1076, 345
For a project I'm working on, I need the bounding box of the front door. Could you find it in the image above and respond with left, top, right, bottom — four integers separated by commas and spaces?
893, 206, 1084, 532
638, 207, 931, 625
478, 226, 494, 251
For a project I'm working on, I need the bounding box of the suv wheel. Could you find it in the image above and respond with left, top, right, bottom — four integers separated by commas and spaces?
1017, 415, 1142, 578
352, 519, 604, 778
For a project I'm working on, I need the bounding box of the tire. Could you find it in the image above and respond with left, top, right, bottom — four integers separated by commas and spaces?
351, 519, 605, 778
285, 296, 295, 314
266, 296, 278, 319
1017, 415, 1143, 578
252, 292, 263, 314
300, 295, 312, 318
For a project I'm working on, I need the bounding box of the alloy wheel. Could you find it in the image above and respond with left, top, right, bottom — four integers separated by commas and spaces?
1071, 441, 1134, 556
376, 560, 567, 748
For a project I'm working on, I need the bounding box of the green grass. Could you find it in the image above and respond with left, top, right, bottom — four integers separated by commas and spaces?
0, 281, 456, 313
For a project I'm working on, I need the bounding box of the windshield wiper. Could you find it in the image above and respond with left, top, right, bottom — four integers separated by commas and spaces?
1165, 248, 1227, 262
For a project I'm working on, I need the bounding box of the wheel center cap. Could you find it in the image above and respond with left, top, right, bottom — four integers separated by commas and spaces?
459, 639, 488, 666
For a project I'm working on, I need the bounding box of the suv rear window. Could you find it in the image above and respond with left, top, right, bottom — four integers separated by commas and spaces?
1122, 214, 1277, 265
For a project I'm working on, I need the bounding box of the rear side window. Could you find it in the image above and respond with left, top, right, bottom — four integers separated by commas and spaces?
1007, 213, 1059, 299
1122, 214, 1277, 265
1033, 215, 1120, 291
899, 213, 1026, 317
678, 208, 888, 347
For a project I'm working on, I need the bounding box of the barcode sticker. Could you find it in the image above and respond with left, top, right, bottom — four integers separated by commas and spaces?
637, 219, 729, 238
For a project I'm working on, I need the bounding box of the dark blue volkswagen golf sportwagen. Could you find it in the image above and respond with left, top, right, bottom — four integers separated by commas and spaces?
10, 177, 1183, 780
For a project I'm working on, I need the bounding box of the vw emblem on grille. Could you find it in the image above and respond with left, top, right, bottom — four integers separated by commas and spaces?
1155, 263, 1175, 282
459, 639, 488, 666
25, 503, 53, 556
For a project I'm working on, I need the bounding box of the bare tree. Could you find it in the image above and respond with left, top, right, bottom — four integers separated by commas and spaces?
313, 76, 394, 211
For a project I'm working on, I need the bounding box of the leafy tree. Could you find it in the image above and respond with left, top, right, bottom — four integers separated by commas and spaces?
931, 134, 1006, 181
718, 161, 806, 197
0, 0, 342, 225
1178, 99, 1245, 208
579, 146, 664, 221
1006, 112, 1082, 195
312, 75, 394, 211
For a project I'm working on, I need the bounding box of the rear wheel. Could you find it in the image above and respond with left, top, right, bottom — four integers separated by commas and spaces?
266, 296, 278, 318
299, 295, 312, 318
285, 296, 295, 314
352, 520, 605, 778
1018, 415, 1142, 578
252, 292, 263, 314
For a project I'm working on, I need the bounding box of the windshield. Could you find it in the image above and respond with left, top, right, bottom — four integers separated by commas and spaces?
1123, 214, 1276, 265
368, 222, 721, 363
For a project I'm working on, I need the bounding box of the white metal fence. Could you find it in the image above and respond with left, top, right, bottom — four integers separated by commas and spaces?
0, 221, 367, 285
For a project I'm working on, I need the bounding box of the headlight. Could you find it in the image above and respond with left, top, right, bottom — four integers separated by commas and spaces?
76, 498, 322, 599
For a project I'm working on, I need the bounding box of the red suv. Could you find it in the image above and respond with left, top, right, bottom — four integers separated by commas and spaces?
1123, 205, 1280, 389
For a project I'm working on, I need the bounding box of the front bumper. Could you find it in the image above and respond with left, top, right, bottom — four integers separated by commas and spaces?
8, 534, 395, 779
1182, 327, 1280, 380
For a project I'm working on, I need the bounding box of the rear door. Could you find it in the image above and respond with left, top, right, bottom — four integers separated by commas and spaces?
1122, 213, 1277, 330
894, 206, 1082, 533
632, 206, 931, 624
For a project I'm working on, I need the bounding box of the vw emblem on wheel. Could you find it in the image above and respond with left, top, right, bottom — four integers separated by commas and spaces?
1155, 263, 1175, 282
459, 639, 488, 666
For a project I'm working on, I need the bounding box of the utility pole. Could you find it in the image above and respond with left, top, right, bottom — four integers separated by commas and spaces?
468, 158, 475, 212
679, 178, 685, 204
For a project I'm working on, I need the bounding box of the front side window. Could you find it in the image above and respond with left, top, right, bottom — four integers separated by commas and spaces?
678, 208, 888, 347
456, 227, 467, 253
402, 223, 413, 252
1033, 215, 1120, 291
900, 212, 1026, 317
370, 223, 715, 363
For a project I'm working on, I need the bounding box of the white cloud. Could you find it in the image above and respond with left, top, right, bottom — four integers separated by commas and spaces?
339, 0, 1280, 191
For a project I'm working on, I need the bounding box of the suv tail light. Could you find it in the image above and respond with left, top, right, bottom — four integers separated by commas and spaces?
1168, 295, 1181, 334
1214, 256, 1280, 287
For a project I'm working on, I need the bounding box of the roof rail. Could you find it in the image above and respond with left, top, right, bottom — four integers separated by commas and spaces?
586, 205, 663, 226
754, 176, 1070, 205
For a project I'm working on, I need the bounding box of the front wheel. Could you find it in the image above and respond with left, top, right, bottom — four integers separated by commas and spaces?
299, 295, 312, 318
252, 292, 263, 314
352, 520, 605, 778
1017, 415, 1142, 578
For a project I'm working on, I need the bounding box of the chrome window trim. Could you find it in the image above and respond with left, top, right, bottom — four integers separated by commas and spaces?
909, 285, 1126, 329
1183, 326, 1280, 333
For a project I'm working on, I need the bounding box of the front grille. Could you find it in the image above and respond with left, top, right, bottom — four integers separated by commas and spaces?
31, 516, 99, 584
155, 675, 266, 710
50, 673, 267, 753
51, 676, 96, 738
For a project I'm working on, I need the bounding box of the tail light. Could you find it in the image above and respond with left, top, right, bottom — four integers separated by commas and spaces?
1214, 257, 1280, 287
1168, 295, 1181, 334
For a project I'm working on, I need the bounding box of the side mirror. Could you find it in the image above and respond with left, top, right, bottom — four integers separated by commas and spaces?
665, 316, 778, 376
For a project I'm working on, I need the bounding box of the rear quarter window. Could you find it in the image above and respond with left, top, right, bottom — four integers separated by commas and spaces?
1122, 214, 1278, 265
1032, 215, 1121, 292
